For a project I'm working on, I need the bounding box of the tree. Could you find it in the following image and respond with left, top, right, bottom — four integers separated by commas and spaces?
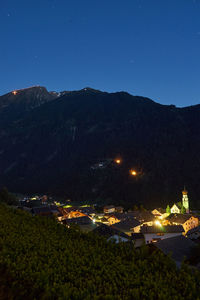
0, 187, 18, 205
166, 205, 171, 214
139, 204, 147, 211
181, 204, 186, 214
177, 201, 182, 208
133, 204, 138, 211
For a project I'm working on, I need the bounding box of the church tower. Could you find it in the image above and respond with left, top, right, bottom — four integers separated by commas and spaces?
182, 187, 189, 213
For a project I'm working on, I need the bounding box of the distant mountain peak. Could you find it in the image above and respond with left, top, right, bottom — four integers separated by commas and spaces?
0, 86, 57, 111
11, 86, 47, 94
80, 87, 102, 93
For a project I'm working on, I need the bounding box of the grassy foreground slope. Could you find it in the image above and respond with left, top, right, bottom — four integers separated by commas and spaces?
0, 205, 200, 300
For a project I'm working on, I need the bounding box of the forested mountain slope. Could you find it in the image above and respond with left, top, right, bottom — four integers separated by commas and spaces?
0, 87, 200, 208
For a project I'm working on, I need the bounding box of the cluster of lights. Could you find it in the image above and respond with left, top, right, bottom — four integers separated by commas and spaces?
154, 220, 162, 227
12, 90, 17, 95
114, 159, 138, 176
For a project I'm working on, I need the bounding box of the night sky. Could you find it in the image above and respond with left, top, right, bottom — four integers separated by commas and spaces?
1, 0, 200, 107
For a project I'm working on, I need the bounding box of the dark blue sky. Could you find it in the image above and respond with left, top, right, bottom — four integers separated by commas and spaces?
1, 0, 200, 106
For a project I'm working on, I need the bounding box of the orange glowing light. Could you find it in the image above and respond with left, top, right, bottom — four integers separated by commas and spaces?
115, 159, 121, 164
130, 170, 137, 176
12, 91, 17, 95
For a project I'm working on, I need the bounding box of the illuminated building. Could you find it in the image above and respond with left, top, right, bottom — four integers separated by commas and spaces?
170, 188, 190, 214
182, 188, 189, 213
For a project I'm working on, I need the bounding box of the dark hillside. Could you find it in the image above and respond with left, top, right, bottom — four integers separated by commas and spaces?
0, 205, 200, 299
0, 87, 200, 208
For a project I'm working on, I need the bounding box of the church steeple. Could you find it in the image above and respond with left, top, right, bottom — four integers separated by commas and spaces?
182, 187, 189, 213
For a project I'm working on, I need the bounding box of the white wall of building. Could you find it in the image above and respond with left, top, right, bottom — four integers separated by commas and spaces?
144, 232, 182, 244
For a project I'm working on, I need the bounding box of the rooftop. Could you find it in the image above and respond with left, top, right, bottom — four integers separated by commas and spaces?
31, 205, 59, 215
58, 206, 96, 216
92, 224, 130, 240
104, 205, 115, 210
152, 208, 166, 214
140, 225, 184, 234
108, 213, 127, 221
112, 217, 141, 232
155, 235, 195, 263
166, 214, 193, 224
63, 216, 92, 225
126, 211, 155, 222
187, 225, 200, 236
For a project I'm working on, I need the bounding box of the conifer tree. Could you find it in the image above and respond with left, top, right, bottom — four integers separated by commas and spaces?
166, 205, 171, 214
181, 204, 186, 214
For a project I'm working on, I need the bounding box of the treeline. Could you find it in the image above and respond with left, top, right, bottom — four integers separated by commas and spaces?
0, 205, 200, 299
0, 187, 17, 205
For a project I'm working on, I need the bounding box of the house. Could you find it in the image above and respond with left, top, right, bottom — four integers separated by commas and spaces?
170, 188, 190, 214
128, 211, 155, 226
63, 215, 92, 225
57, 207, 70, 220
140, 225, 184, 244
31, 205, 60, 217
95, 213, 104, 218
131, 233, 145, 248
154, 235, 195, 267
152, 208, 165, 217
24, 199, 42, 208
194, 214, 200, 224
107, 213, 127, 225
164, 214, 199, 234
41, 195, 48, 204
103, 205, 115, 214
171, 203, 181, 214
62, 216, 96, 232
58, 206, 92, 220
78, 207, 96, 217
68, 211, 87, 219
100, 217, 110, 225
107, 211, 153, 226
112, 217, 141, 236
92, 224, 130, 243
152, 208, 169, 219
186, 226, 200, 240
115, 206, 124, 213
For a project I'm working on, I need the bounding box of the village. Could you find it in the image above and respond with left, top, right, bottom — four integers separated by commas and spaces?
18, 188, 200, 267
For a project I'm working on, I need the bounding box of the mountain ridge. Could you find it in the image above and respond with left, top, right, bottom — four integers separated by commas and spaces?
0, 86, 200, 208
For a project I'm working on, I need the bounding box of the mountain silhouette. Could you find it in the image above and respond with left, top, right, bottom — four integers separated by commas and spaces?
0, 86, 200, 208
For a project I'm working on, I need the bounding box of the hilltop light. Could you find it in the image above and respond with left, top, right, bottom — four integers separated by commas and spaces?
130, 170, 137, 176
115, 159, 121, 164
12, 90, 17, 95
